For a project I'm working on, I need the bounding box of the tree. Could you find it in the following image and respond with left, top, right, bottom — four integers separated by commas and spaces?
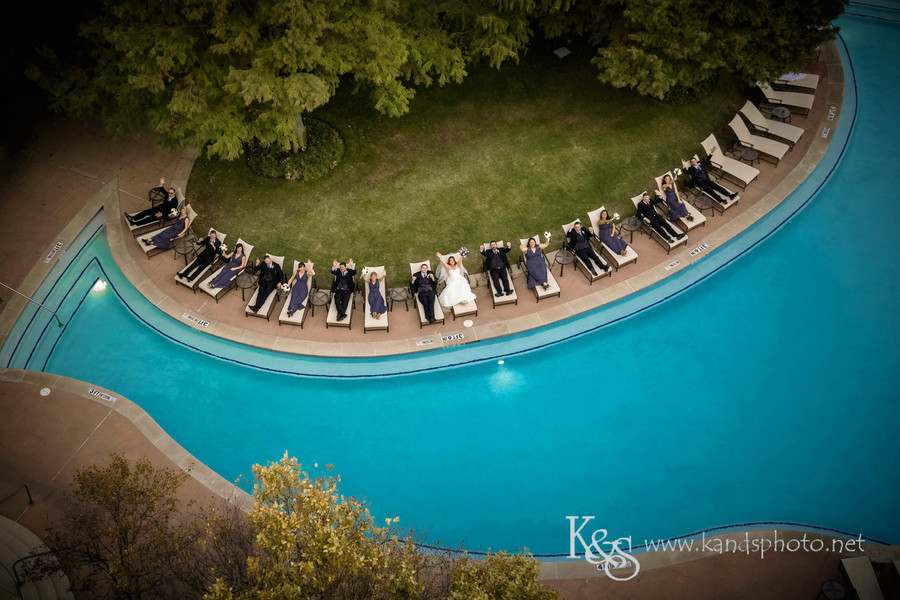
42, 0, 535, 160
537, 0, 846, 100
37, 453, 199, 600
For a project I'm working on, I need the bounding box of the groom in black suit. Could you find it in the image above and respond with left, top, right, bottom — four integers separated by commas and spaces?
331, 260, 356, 321
480, 241, 513, 296
411, 264, 438, 323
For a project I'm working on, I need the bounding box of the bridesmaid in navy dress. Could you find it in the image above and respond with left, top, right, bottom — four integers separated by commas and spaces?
143, 207, 190, 249
594, 210, 629, 256
519, 236, 550, 290
659, 174, 692, 222
209, 244, 246, 288
368, 270, 387, 319
286, 261, 315, 318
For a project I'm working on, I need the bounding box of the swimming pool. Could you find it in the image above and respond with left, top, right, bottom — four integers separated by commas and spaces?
3, 6, 899, 557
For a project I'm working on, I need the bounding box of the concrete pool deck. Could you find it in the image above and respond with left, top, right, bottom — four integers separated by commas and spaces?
3, 38, 899, 598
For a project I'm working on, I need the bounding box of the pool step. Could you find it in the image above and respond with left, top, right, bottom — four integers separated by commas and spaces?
0, 516, 73, 599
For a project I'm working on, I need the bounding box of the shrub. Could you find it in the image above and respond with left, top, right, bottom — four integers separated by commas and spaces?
245, 118, 343, 181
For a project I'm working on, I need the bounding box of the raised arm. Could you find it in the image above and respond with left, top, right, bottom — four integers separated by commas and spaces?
435, 252, 450, 270
307, 261, 315, 277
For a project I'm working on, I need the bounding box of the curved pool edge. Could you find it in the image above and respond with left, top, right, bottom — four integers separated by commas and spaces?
0, 46, 846, 370
0, 367, 252, 510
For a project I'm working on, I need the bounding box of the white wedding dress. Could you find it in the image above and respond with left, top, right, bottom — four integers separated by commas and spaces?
439, 267, 477, 308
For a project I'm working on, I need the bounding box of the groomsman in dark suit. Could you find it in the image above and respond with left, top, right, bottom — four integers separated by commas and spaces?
480, 241, 513, 296
177, 230, 221, 281
249, 255, 283, 313
331, 259, 356, 321
127, 187, 179, 226
411, 263, 438, 323
566, 221, 609, 275
636, 193, 684, 243
683, 150, 738, 204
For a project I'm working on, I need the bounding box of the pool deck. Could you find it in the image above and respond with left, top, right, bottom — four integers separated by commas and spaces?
2, 40, 899, 597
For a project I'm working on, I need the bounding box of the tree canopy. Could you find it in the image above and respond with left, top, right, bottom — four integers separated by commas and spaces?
39, 0, 845, 157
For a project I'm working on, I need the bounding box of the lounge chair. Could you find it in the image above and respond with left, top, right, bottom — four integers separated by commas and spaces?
651, 173, 706, 232
480, 242, 517, 308
409, 260, 445, 328
125, 187, 185, 238
700, 133, 758, 193
362, 265, 389, 333
517, 235, 560, 302
561, 220, 611, 284
757, 82, 815, 116
278, 260, 314, 329
840, 557, 886, 600
739, 100, 804, 149
438, 251, 479, 319
586, 207, 639, 271
728, 114, 790, 166
174, 229, 226, 293
775, 72, 819, 93
137, 203, 198, 259
326, 264, 356, 330
245, 254, 285, 322
198, 238, 255, 303
629, 193, 687, 254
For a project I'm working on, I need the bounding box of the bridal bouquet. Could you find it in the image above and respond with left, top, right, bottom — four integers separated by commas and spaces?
459, 247, 469, 258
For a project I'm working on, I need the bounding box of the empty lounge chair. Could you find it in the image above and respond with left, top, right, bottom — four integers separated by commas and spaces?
757, 82, 815, 116
739, 100, 804, 149
729, 114, 790, 166
700, 133, 758, 194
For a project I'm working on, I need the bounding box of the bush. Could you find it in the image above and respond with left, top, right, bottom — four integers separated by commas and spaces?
245, 118, 343, 181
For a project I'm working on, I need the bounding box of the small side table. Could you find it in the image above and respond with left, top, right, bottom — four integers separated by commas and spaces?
553, 248, 575, 276
309, 289, 331, 317
148, 187, 166, 207
817, 579, 846, 600
740, 147, 760, 165
691, 195, 715, 216
235, 272, 257, 301
388, 287, 409, 311
620, 217, 641, 243
173, 237, 196, 265
772, 106, 792, 123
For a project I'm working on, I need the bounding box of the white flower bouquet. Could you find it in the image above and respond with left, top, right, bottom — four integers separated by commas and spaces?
613, 213, 620, 221
674, 167, 683, 176
459, 247, 469, 258
219, 244, 228, 254
362, 267, 370, 277
543, 231, 551, 239
169, 208, 179, 217
281, 283, 291, 292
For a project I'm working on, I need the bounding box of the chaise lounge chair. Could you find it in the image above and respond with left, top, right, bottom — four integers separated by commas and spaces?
652, 173, 706, 232
757, 82, 815, 116
629, 193, 688, 254
728, 115, 790, 166
125, 187, 185, 238
739, 100, 804, 149
439, 251, 479, 320
840, 557, 886, 600
480, 241, 517, 308
700, 134, 759, 194
562, 220, 612, 284
362, 265, 389, 333
198, 238, 254, 303
174, 229, 226, 293
517, 235, 561, 302
244, 254, 285, 322
137, 203, 198, 259
775, 72, 819, 94
278, 260, 314, 329
409, 260, 445, 328
586, 207, 639, 272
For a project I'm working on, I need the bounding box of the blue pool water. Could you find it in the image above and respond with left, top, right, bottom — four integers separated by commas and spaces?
3, 8, 900, 555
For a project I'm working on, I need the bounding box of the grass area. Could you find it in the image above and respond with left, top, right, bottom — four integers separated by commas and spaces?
189, 43, 750, 287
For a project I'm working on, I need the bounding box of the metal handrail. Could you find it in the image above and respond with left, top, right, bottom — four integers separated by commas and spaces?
0, 485, 34, 508
0, 282, 63, 328
12, 549, 55, 592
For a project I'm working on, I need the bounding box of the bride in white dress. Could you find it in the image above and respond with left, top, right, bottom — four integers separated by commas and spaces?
436, 252, 476, 308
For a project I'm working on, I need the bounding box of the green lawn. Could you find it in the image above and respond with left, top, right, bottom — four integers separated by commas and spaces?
188, 45, 750, 287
